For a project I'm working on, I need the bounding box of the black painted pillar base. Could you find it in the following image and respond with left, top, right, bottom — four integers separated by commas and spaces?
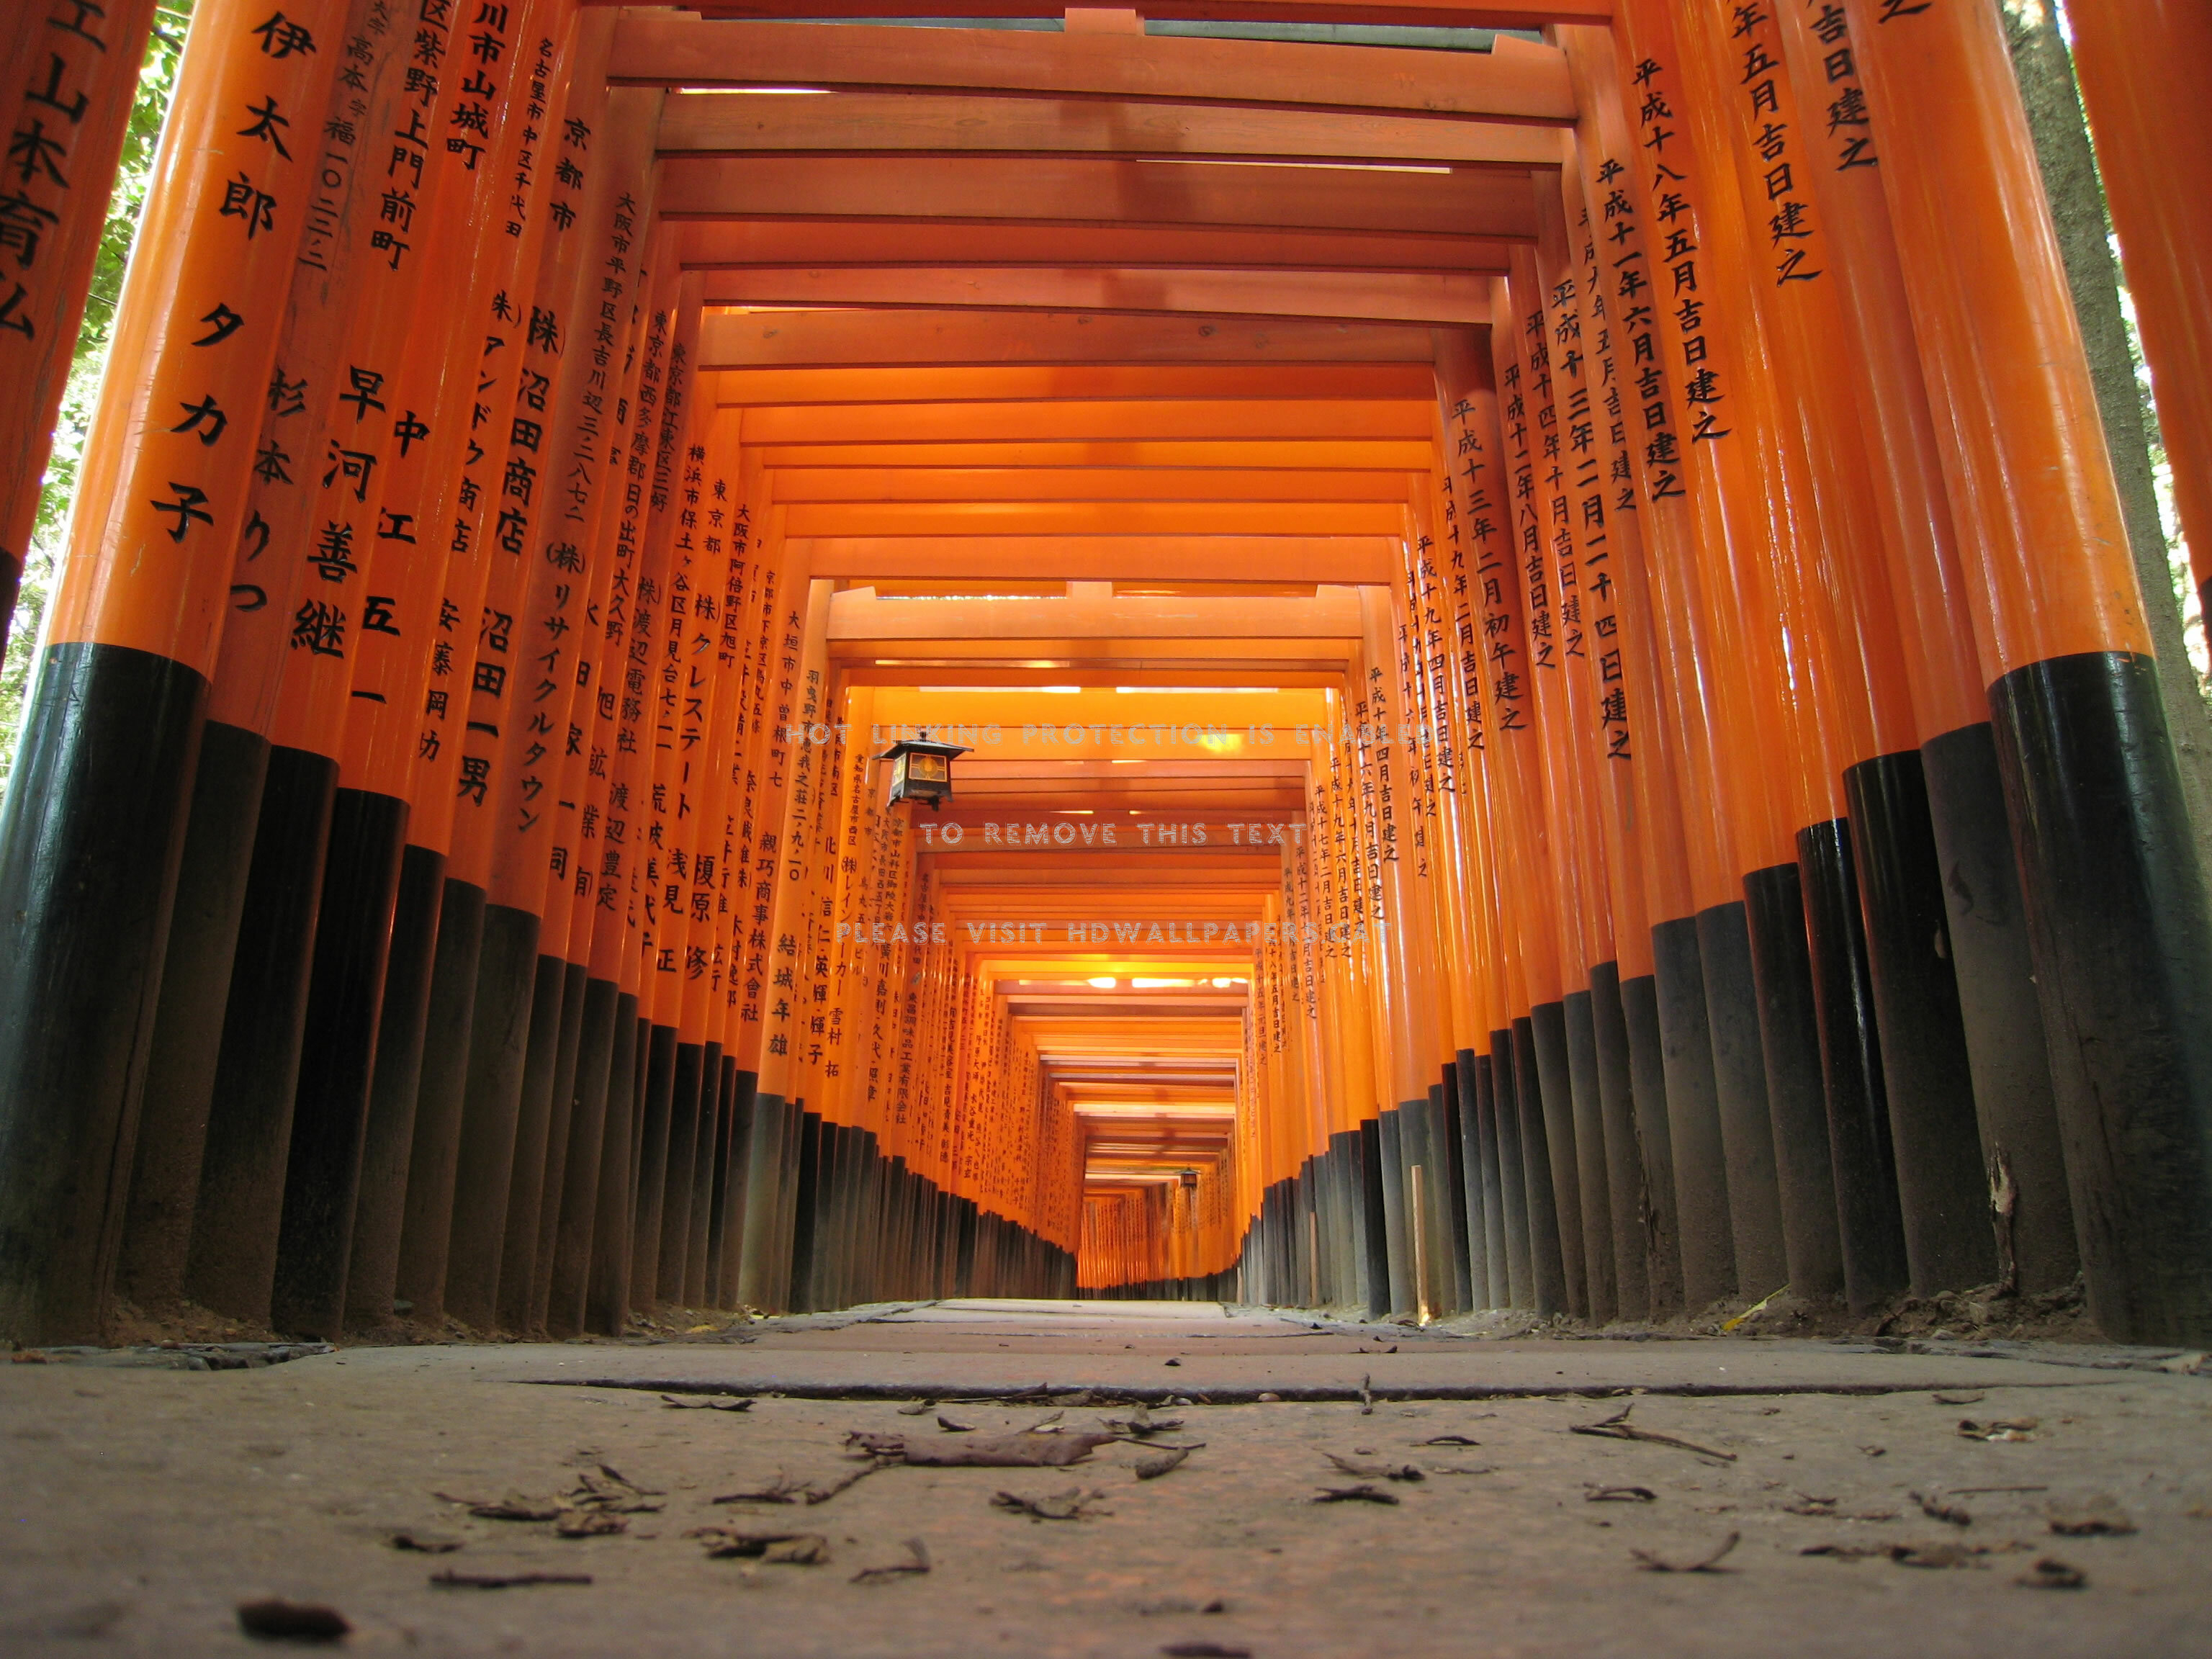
1923, 719, 2079, 1294
584, 992, 639, 1337
344, 842, 445, 1328
628, 1024, 678, 1310
1845, 750, 1998, 1295
0, 644, 206, 1344
1992, 650, 2212, 1343
1589, 964, 1649, 1322
495, 954, 568, 1332
443, 903, 543, 1331
1741, 863, 1847, 1304
1619, 968, 1686, 1317
1514, 1015, 1568, 1317
120, 719, 268, 1312
1695, 902, 1788, 1301
1488, 1030, 1532, 1309
184, 744, 338, 1326
657, 1040, 705, 1305
393, 877, 486, 1322
528, 961, 590, 1331
271, 786, 410, 1338
1563, 989, 1615, 1323
547, 975, 618, 1337
1797, 819, 1911, 1311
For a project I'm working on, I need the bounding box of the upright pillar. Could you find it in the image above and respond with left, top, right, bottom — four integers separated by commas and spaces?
1849, 0, 2212, 1343
0, 0, 163, 658
0, 0, 346, 1344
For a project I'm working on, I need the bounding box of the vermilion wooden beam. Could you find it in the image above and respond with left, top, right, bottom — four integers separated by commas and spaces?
608, 18, 1579, 124
829, 588, 1364, 637
598, 1, 1608, 26
766, 467, 1416, 501
657, 91, 1564, 168
715, 363, 1437, 403
741, 397, 1434, 442
673, 222, 1516, 276
793, 534, 1400, 581
791, 499, 1405, 535
654, 156, 1538, 240
750, 439, 1436, 468
698, 268, 1490, 325
695, 310, 1442, 370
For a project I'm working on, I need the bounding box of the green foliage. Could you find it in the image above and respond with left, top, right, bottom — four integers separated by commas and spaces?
0, 4, 194, 790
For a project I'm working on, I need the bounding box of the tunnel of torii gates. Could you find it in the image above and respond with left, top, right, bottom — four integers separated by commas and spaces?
1, 0, 2212, 1354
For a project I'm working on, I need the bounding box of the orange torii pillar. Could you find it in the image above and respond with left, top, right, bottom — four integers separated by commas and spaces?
444, 76, 655, 1333
2067, 0, 2212, 630
0, 0, 350, 1346
1847, 0, 2212, 1344
0, 0, 162, 660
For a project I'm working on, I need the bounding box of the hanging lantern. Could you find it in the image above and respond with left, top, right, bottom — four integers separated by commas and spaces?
876, 730, 971, 811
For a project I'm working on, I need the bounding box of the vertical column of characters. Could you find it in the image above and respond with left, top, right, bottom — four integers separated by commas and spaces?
1533, 186, 1650, 983
445, 14, 598, 902
1607, 1, 1797, 888
1506, 247, 1618, 999
0, 0, 163, 653
1407, 477, 1488, 1064
1429, 395, 1516, 1056
753, 575, 832, 1110
1357, 588, 1435, 1109
1562, 24, 1740, 925
708, 460, 766, 1062
42, 0, 346, 671
722, 487, 796, 1081
0, 0, 351, 1346
1396, 508, 1473, 1071
543, 219, 660, 993
471, 63, 634, 919
406, 11, 575, 877
1459, 325, 1563, 1022
1846, 0, 2212, 1344
642, 421, 713, 1038
259, 0, 462, 773
343, 0, 544, 811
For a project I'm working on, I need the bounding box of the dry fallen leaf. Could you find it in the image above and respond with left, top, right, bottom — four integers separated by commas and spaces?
388, 1531, 462, 1553
852, 1538, 932, 1583
555, 1509, 626, 1538
1584, 1485, 1657, 1503
1957, 1417, 2039, 1442
1912, 1491, 1974, 1528
428, 1570, 593, 1589
688, 1525, 830, 1563
2018, 1557, 2087, 1590
1629, 1532, 1739, 1573
2046, 1498, 2135, 1537
236, 1599, 350, 1641
992, 1487, 1107, 1520
1134, 1444, 1198, 1480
